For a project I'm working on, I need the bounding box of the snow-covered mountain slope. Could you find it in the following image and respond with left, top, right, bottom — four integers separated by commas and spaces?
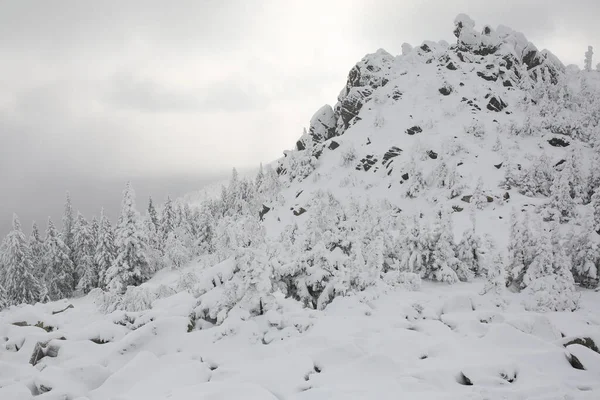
267, 14, 598, 243
2, 13, 600, 400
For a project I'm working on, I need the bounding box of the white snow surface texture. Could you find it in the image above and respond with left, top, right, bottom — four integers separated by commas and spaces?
2, 14, 600, 400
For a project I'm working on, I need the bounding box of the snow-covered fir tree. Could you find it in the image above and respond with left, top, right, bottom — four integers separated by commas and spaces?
425, 209, 461, 284
569, 220, 600, 289
105, 183, 150, 293
95, 209, 115, 290
482, 251, 506, 295
398, 215, 428, 276
43, 217, 75, 300
1, 215, 43, 306
62, 191, 76, 266
29, 221, 45, 279
164, 228, 192, 269
584, 46, 593, 72
74, 212, 98, 293
522, 220, 578, 311
455, 212, 482, 280
471, 177, 487, 209
160, 196, 177, 253
547, 164, 575, 222
592, 188, 600, 235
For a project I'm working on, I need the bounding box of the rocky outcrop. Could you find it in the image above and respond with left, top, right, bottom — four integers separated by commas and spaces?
333, 49, 394, 135
308, 105, 337, 143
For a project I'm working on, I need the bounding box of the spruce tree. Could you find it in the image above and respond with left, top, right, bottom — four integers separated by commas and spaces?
43, 217, 75, 300
160, 196, 176, 252
592, 189, 600, 235
471, 177, 487, 209
95, 209, 115, 290
456, 212, 482, 279
90, 216, 100, 248
426, 209, 460, 284
2, 214, 43, 305
482, 252, 506, 295
147, 196, 159, 229
548, 166, 575, 223
105, 182, 150, 293
74, 212, 98, 293
29, 221, 45, 279
62, 191, 76, 262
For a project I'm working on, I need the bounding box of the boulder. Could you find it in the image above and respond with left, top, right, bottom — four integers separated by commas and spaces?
406, 126, 423, 135
548, 137, 570, 147
487, 96, 507, 112
308, 105, 337, 142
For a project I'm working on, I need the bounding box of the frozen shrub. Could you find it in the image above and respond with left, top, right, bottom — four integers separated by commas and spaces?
340, 145, 357, 167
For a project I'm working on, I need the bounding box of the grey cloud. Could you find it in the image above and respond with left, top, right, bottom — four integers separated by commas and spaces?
106, 72, 271, 113
1, 0, 599, 235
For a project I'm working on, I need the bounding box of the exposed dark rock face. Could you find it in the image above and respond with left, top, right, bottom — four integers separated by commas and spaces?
406, 126, 423, 135
563, 337, 599, 354
477, 71, 498, 81
356, 155, 378, 171
487, 97, 507, 112
382, 146, 403, 167
402, 173, 409, 180
439, 85, 453, 96
292, 207, 307, 216
427, 150, 438, 159
309, 105, 338, 143
338, 87, 372, 129
548, 137, 570, 147
446, 62, 457, 70
259, 205, 271, 221
494, 162, 503, 169
566, 353, 585, 370
328, 141, 340, 150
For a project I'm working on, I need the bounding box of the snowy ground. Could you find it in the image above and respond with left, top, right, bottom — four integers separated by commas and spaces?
1, 265, 599, 400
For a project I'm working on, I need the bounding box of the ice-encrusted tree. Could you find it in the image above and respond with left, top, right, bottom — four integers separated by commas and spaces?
105, 182, 150, 293
90, 216, 100, 248
507, 209, 536, 290
29, 221, 45, 278
95, 209, 115, 290
523, 221, 578, 311
164, 228, 191, 269
398, 215, 429, 276
519, 154, 553, 196
482, 251, 506, 295
406, 168, 426, 198
160, 196, 177, 253
592, 189, 600, 235
584, 46, 593, 72
547, 165, 575, 222
569, 222, 600, 289
62, 192, 76, 266
456, 212, 482, 280
74, 212, 98, 293
147, 196, 159, 231
1, 214, 43, 305
471, 177, 487, 209
43, 217, 74, 300
425, 209, 460, 284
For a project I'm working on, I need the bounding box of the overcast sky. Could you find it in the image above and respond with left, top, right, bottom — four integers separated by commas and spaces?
1, 0, 598, 236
